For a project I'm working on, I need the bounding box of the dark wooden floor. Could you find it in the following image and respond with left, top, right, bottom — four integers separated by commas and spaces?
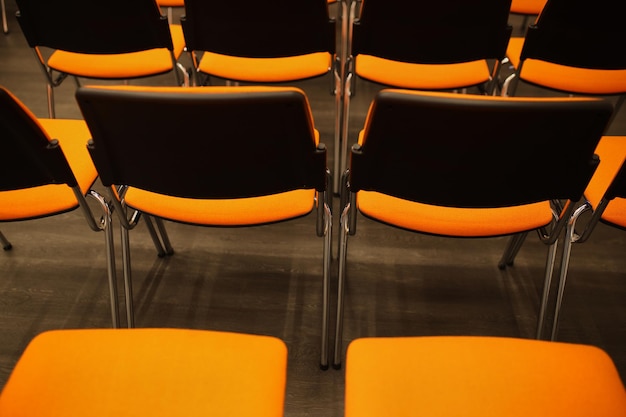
1, 4, 625, 415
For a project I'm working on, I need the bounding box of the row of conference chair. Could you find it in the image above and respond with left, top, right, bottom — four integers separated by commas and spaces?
13, 0, 626, 199
1, 329, 625, 416
2, 84, 625, 370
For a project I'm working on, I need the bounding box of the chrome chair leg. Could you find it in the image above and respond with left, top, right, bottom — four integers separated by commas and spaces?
1, 0, 7, 34
498, 232, 528, 269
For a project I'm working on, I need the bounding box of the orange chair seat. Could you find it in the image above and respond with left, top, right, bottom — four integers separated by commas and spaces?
584, 136, 626, 228
345, 336, 626, 417
355, 54, 492, 90
0, 328, 287, 417
510, 0, 546, 15
506, 37, 626, 95
357, 191, 552, 237
197, 52, 332, 83
125, 188, 317, 226
47, 24, 186, 79
0, 119, 97, 221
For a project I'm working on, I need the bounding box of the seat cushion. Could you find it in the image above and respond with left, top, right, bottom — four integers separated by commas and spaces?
125, 188, 317, 226
0, 119, 97, 221
357, 190, 552, 237
355, 54, 492, 90
506, 37, 626, 95
47, 24, 186, 79
0, 328, 287, 417
345, 336, 626, 417
197, 52, 332, 83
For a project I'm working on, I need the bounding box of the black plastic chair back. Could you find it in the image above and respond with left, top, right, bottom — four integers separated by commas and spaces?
76, 87, 327, 199
180, 0, 335, 58
350, 91, 613, 207
352, 0, 513, 64
521, 0, 626, 69
0, 87, 78, 191
15, 0, 173, 54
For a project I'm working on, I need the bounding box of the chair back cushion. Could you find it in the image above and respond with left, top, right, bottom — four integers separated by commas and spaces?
0, 87, 78, 190
76, 86, 327, 198
180, 0, 335, 58
352, 0, 513, 63
15, 0, 174, 53
349, 90, 613, 207
521, 0, 626, 69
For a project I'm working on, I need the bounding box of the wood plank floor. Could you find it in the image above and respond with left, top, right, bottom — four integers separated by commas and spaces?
1, 4, 625, 415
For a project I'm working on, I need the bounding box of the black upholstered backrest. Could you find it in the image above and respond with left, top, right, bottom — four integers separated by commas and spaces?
352, 0, 512, 64
15, 0, 173, 53
181, 0, 335, 58
76, 86, 327, 199
521, 0, 626, 69
349, 89, 613, 207
0, 87, 78, 191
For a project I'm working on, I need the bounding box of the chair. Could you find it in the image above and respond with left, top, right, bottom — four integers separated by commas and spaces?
337, 0, 513, 193
179, 0, 342, 194
0, 328, 288, 417
0, 86, 120, 327
501, 0, 626, 115
14, 0, 188, 118
345, 335, 626, 417
542, 136, 626, 341
332, 89, 613, 368
75, 85, 333, 369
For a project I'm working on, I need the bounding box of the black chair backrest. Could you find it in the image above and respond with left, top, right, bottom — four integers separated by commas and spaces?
76, 87, 327, 199
521, 0, 626, 69
15, 0, 173, 54
352, 0, 513, 64
349, 90, 613, 208
0, 87, 78, 191
180, 0, 335, 58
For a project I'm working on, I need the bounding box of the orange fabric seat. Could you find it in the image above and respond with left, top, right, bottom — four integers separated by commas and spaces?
354, 55, 492, 91
505, 38, 626, 96
0, 328, 288, 417
345, 336, 626, 417
47, 24, 186, 79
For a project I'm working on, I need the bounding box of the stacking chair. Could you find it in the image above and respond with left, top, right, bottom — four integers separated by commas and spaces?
332, 89, 613, 368
75, 85, 333, 369
179, 0, 342, 193
338, 0, 513, 193
0, 328, 288, 417
542, 136, 626, 341
501, 0, 626, 115
0, 86, 120, 327
345, 336, 626, 417
15, 0, 187, 118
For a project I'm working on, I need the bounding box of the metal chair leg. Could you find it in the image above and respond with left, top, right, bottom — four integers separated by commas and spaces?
0, 230, 12, 250
1, 0, 8, 34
